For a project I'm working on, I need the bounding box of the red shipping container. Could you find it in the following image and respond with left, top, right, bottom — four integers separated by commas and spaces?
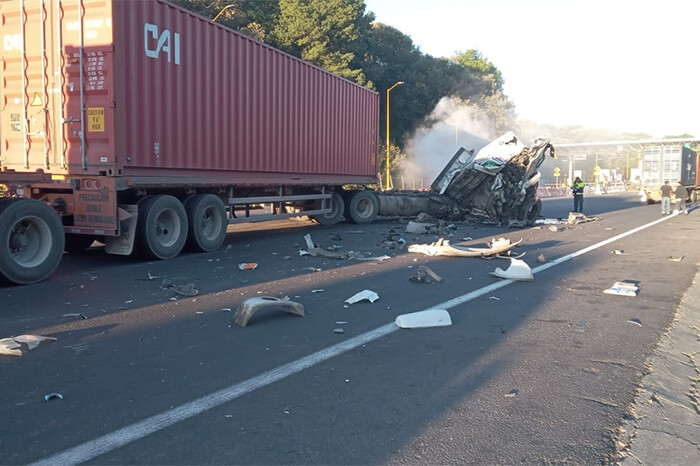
1, 0, 379, 185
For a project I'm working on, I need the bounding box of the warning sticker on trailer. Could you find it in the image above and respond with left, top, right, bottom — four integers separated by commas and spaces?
87, 107, 105, 132
73, 177, 117, 230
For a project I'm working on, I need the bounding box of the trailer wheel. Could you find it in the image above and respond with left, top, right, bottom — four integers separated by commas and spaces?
520, 197, 542, 226
184, 194, 227, 252
311, 192, 345, 226
0, 198, 65, 285
64, 234, 96, 253
136, 195, 188, 260
344, 191, 379, 224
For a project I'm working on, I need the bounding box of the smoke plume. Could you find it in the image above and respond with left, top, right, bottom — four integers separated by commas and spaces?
403, 97, 497, 184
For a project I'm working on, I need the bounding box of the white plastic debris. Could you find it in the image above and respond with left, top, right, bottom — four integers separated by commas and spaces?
405, 221, 433, 234
344, 290, 379, 304
0, 335, 57, 357
490, 258, 534, 281
395, 309, 452, 329
44, 392, 63, 402
604, 281, 639, 297
234, 297, 305, 327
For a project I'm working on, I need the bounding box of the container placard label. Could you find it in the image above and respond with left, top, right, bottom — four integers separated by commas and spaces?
87, 107, 105, 132
73, 178, 117, 230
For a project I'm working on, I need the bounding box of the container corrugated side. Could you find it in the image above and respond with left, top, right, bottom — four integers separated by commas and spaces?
1, 0, 379, 185
111, 0, 378, 184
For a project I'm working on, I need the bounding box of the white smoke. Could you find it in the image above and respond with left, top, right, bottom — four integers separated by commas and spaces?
403, 97, 498, 184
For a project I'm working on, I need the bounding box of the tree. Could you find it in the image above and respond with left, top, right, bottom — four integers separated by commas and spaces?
451, 50, 504, 96
170, 0, 278, 42
272, 0, 371, 84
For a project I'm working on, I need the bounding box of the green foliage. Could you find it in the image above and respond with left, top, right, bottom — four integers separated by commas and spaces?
451, 50, 504, 95
170, 0, 278, 42
271, 0, 371, 84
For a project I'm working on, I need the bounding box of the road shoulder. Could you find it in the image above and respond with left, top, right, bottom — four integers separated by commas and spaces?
617, 261, 700, 464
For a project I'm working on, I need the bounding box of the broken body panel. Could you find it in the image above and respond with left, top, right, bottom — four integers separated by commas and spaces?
378, 133, 556, 225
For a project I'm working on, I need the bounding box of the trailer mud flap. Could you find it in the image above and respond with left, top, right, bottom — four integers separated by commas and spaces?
105, 205, 138, 255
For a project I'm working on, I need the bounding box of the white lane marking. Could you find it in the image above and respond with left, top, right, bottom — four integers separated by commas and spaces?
32, 212, 678, 466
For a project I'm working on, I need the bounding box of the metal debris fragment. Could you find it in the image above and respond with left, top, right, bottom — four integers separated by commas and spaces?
171, 283, 198, 297
627, 318, 643, 327
409, 265, 444, 284
667, 255, 685, 262
238, 263, 258, 270
44, 393, 63, 402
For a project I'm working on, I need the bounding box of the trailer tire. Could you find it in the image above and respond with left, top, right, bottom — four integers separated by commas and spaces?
136, 195, 188, 260
344, 190, 379, 224
311, 192, 345, 226
184, 194, 227, 252
64, 234, 96, 253
0, 198, 65, 285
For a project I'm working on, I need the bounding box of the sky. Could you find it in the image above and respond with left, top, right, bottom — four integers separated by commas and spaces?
363, 0, 699, 139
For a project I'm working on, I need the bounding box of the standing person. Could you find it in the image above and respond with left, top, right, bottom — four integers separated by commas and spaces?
572, 176, 585, 213
660, 180, 673, 215
675, 181, 688, 215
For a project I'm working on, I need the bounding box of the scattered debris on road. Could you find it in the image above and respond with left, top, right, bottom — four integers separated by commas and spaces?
0, 334, 57, 357
344, 290, 380, 305
333, 328, 345, 334
537, 253, 547, 263
611, 250, 626, 255
395, 309, 452, 329
171, 283, 199, 297
627, 318, 643, 327
505, 389, 519, 398
604, 281, 640, 297
490, 258, 534, 281
238, 263, 258, 270
567, 212, 599, 224
234, 297, 305, 327
44, 392, 64, 402
62, 313, 89, 320
409, 237, 522, 258
667, 255, 685, 262
409, 265, 444, 284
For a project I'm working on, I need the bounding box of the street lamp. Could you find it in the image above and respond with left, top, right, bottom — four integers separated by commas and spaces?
213, 4, 235, 22
385, 81, 404, 190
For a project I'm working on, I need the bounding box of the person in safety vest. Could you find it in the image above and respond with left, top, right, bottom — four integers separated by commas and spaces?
572, 177, 585, 213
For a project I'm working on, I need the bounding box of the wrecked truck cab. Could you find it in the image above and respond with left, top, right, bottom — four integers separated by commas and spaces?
428, 132, 555, 225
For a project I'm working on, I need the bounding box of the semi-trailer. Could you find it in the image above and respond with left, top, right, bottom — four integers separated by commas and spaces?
0, 0, 553, 285
640, 144, 699, 203
0, 0, 382, 284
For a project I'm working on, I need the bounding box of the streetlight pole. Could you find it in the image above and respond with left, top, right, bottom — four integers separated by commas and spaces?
385, 81, 404, 190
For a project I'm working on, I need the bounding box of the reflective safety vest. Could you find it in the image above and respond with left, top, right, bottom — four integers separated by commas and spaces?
572, 182, 585, 195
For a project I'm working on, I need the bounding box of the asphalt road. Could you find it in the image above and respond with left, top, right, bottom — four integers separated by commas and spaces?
1, 192, 697, 465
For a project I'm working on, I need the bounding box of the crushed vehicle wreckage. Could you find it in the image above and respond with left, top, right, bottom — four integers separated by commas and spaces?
378, 132, 556, 225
